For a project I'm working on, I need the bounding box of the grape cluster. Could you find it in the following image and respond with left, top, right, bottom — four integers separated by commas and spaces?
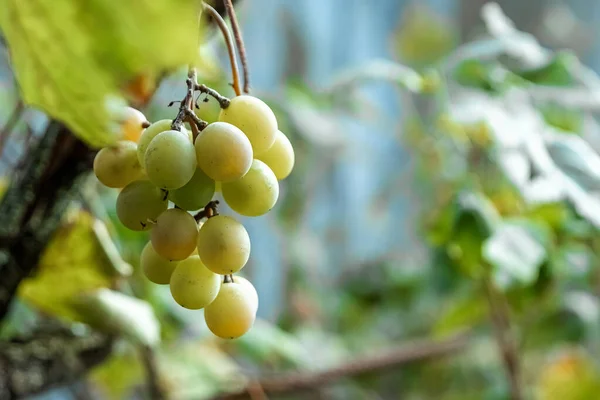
93, 95, 294, 339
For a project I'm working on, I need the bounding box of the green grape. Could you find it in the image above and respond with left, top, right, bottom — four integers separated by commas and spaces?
204, 281, 257, 339
145, 130, 197, 189
116, 180, 168, 231
140, 241, 178, 284
194, 95, 221, 124
233, 276, 258, 313
218, 95, 278, 154
256, 130, 295, 180
169, 255, 221, 309
138, 120, 190, 167
195, 122, 253, 182
222, 160, 279, 216
168, 168, 215, 211
118, 107, 147, 143
150, 208, 198, 261
93, 141, 144, 188
196, 215, 250, 274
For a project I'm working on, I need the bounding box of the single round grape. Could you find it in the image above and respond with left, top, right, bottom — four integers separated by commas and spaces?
169, 255, 221, 309
197, 215, 250, 275
256, 130, 295, 180
218, 95, 278, 154
116, 180, 168, 231
168, 168, 215, 211
138, 120, 191, 166
145, 130, 197, 189
121, 107, 148, 142
194, 95, 221, 124
150, 208, 198, 261
222, 160, 279, 216
195, 122, 253, 182
233, 276, 258, 313
93, 141, 144, 188
204, 281, 257, 339
140, 241, 178, 284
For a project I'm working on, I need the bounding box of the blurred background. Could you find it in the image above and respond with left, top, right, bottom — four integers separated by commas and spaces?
2, 0, 600, 399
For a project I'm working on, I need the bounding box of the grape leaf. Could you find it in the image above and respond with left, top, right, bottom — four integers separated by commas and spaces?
18, 209, 129, 321
0, 0, 198, 147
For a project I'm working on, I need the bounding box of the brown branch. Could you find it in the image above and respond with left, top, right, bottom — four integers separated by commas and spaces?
223, 0, 250, 94
203, 2, 241, 96
484, 278, 522, 400
0, 100, 24, 155
139, 345, 166, 400
214, 334, 470, 399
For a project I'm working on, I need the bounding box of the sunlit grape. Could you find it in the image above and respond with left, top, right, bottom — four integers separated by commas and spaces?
256, 130, 295, 180
204, 281, 257, 339
150, 208, 198, 261
145, 130, 197, 189
222, 160, 279, 216
233, 276, 258, 313
169, 255, 221, 309
121, 107, 148, 142
116, 180, 168, 231
218, 95, 278, 154
93, 141, 144, 188
196, 215, 250, 274
140, 241, 178, 284
138, 120, 190, 166
195, 122, 253, 182
168, 168, 215, 211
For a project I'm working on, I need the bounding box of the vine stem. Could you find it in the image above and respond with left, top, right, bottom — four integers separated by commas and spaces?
223, 0, 250, 94
483, 277, 522, 400
203, 2, 241, 96
0, 100, 24, 155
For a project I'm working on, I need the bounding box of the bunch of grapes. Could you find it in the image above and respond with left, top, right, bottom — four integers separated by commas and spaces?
93, 93, 294, 339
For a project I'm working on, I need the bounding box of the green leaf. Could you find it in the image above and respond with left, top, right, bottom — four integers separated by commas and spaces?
433, 290, 487, 338
0, 0, 198, 147
89, 346, 144, 400
447, 192, 500, 277
73, 288, 160, 346
231, 319, 311, 368
158, 340, 245, 400
515, 52, 576, 86
483, 219, 552, 288
18, 209, 126, 321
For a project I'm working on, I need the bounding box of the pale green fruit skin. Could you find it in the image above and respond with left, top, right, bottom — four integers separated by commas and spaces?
256, 130, 295, 180
197, 215, 250, 274
138, 120, 172, 165
218, 95, 278, 154
150, 208, 198, 261
233, 276, 258, 313
93, 141, 144, 188
121, 107, 147, 142
168, 168, 215, 211
141, 241, 178, 284
195, 122, 253, 182
169, 255, 221, 309
194, 95, 221, 124
204, 282, 257, 339
138, 120, 191, 165
222, 160, 279, 216
116, 180, 168, 231
145, 130, 197, 189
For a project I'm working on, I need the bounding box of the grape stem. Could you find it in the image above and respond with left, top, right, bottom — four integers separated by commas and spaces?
193, 200, 220, 222
195, 83, 231, 108
223, 0, 250, 94
202, 2, 242, 96
223, 274, 233, 283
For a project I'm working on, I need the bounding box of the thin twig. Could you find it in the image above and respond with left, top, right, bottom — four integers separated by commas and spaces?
139, 345, 166, 400
195, 83, 231, 108
0, 100, 24, 155
203, 2, 241, 96
214, 334, 470, 399
483, 278, 522, 400
193, 200, 220, 221
223, 0, 250, 94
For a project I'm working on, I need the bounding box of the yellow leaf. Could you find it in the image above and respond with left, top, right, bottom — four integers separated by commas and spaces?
0, 0, 199, 147
18, 209, 122, 321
